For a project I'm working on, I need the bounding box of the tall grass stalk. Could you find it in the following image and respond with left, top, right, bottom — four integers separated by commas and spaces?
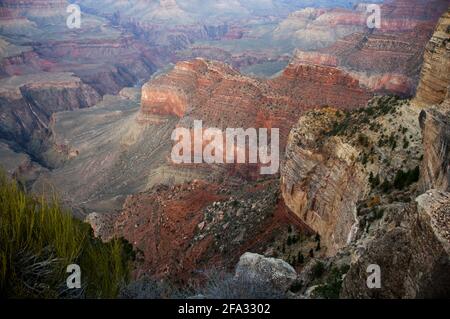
0, 171, 132, 298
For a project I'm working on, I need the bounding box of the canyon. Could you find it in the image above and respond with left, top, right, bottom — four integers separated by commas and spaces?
0, 0, 449, 298
281, 9, 450, 297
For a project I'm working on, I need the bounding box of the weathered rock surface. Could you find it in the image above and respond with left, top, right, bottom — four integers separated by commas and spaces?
416, 10, 450, 192
419, 108, 450, 192
414, 9, 450, 107
339, 10, 450, 299
32, 88, 184, 216
341, 191, 450, 298
235, 252, 297, 292
0, 0, 159, 171
281, 96, 424, 256
271, 8, 366, 51
315, 2, 450, 97
111, 179, 304, 281
140, 58, 372, 147
0, 73, 101, 161
281, 108, 368, 255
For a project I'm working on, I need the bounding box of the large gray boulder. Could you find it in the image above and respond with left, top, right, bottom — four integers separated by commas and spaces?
235, 253, 297, 292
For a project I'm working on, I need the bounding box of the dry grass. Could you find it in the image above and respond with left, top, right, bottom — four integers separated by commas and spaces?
0, 171, 132, 298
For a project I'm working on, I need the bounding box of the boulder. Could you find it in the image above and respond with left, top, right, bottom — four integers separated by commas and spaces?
235, 252, 297, 292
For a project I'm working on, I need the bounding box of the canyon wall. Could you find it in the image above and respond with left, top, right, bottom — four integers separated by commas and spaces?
140, 58, 372, 148
280, 109, 368, 255
0, 0, 158, 168
0, 73, 101, 160
414, 10, 450, 107
340, 10, 450, 298
415, 9, 450, 192
419, 109, 450, 192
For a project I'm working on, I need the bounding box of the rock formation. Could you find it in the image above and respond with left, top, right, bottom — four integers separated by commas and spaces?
419, 109, 450, 192
140, 58, 372, 147
313, 1, 450, 96
0, 0, 158, 170
415, 9, 450, 192
341, 191, 450, 298
281, 108, 368, 255
0, 73, 101, 160
339, 9, 450, 299
283, 9, 450, 298
235, 252, 297, 292
414, 9, 450, 107
282, 93, 426, 254
110, 180, 306, 281
1, 0, 449, 298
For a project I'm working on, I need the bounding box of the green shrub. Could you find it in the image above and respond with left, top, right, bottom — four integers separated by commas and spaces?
0, 171, 132, 298
393, 166, 420, 190
297, 252, 304, 264
311, 261, 325, 279
314, 265, 350, 299
369, 173, 380, 188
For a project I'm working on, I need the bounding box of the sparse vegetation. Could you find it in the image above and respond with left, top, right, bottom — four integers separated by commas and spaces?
369, 172, 381, 188
314, 265, 350, 299
393, 166, 420, 190
326, 96, 404, 140
376, 166, 420, 193
200, 272, 283, 299
311, 261, 325, 279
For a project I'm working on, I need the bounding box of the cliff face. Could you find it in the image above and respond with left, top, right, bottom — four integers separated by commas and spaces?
313, 1, 450, 97
0, 73, 101, 160
139, 58, 372, 148
271, 8, 366, 51
111, 180, 302, 281
341, 191, 450, 298
415, 9, 450, 192
283, 8, 448, 256
280, 96, 424, 256
339, 10, 450, 299
414, 9, 450, 107
0, 0, 159, 168
281, 109, 367, 255
419, 109, 450, 192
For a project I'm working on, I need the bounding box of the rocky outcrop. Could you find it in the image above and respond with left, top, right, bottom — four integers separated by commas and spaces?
416, 10, 450, 192
414, 9, 450, 107
270, 61, 373, 112
272, 8, 366, 51
139, 58, 372, 148
0, 140, 45, 183
0, 0, 159, 166
339, 10, 450, 299
281, 96, 424, 256
0, 73, 101, 161
315, 2, 450, 97
341, 191, 450, 299
322, 30, 433, 95
111, 180, 301, 282
419, 109, 450, 192
281, 108, 368, 255
32, 88, 182, 215
235, 253, 297, 292
291, 50, 338, 67
381, 0, 449, 22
